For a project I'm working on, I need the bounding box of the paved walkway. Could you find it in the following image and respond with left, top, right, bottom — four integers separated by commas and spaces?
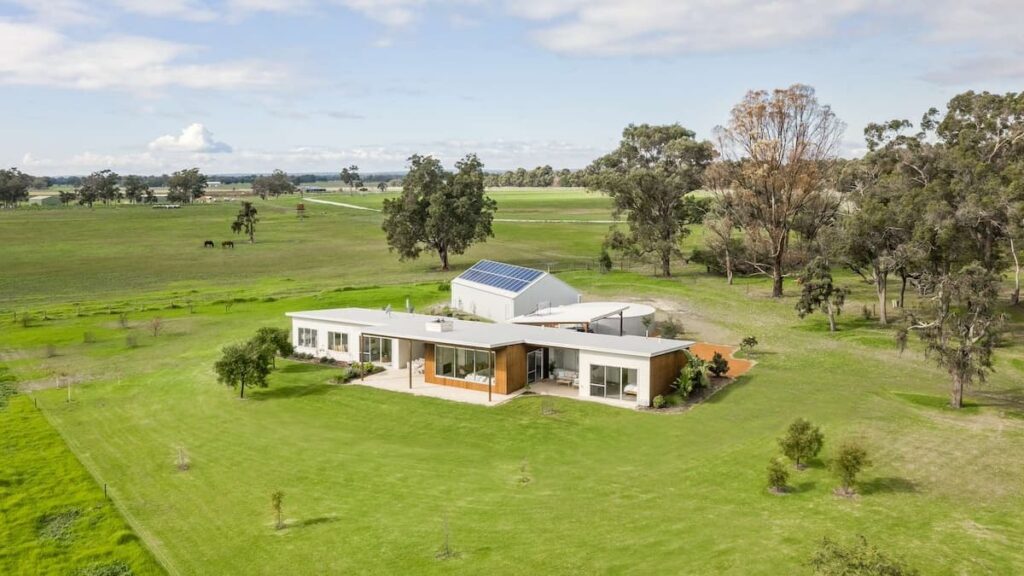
690, 343, 755, 377
303, 197, 381, 211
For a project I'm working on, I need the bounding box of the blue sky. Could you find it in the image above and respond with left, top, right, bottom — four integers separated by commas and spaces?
2, 0, 1022, 175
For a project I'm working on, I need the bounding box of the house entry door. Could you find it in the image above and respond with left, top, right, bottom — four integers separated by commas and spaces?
527, 349, 544, 383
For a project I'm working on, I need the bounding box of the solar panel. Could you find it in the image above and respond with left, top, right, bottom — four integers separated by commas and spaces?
456, 260, 544, 293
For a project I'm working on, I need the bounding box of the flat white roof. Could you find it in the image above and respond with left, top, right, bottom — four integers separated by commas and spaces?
511, 302, 629, 325
286, 308, 692, 358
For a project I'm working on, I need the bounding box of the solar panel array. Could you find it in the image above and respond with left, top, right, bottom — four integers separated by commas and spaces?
457, 260, 544, 293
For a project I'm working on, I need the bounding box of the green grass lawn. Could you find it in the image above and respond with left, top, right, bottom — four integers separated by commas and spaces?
0, 189, 612, 309
2, 189, 1023, 574
0, 388, 165, 576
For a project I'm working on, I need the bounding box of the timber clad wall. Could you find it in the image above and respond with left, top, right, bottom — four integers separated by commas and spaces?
424, 343, 527, 395
649, 350, 688, 400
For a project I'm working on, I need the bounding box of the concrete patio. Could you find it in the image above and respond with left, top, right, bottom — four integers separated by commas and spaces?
352, 369, 524, 406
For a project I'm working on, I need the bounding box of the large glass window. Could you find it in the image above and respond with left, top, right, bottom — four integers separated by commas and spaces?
361, 335, 392, 363
551, 348, 579, 372
435, 345, 494, 383
588, 364, 638, 401
328, 331, 348, 352
297, 327, 317, 348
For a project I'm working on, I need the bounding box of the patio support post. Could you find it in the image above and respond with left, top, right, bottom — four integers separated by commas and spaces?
619, 311, 623, 336
487, 351, 493, 403
407, 339, 412, 389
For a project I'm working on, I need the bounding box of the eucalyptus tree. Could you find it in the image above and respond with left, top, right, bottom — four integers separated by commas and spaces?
0, 167, 30, 208
252, 169, 297, 199
76, 170, 120, 207
908, 264, 1003, 409
381, 154, 496, 271
122, 175, 151, 204
167, 168, 207, 204
711, 84, 846, 297
231, 201, 259, 243
935, 91, 1024, 303
586, 123, 715, 277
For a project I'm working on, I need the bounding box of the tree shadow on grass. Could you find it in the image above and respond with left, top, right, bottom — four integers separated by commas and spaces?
859, 476, 918, 495
291, 516, 340, 529
790, 480, 817, 494
249, 383, 338, 401
703, 374, 754, 405
276, 362, 332, 374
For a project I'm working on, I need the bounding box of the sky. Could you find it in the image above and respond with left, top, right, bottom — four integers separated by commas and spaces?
1, 0, 1023, 176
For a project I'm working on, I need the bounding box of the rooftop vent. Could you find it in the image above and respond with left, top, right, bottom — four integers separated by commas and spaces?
425, 319, 454, 333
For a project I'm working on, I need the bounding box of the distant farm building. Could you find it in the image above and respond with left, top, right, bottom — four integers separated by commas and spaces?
451, 260, 581, 322
301, 186, 327, 193
29, 195, 61, 206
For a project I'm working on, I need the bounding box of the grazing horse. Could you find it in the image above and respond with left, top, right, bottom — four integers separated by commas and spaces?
203, 240, 215, 248
222, 241, 235, 249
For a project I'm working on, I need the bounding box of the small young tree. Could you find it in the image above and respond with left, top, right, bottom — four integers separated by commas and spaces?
231, 201, 259, 243
796, 257, 849, 332
271, 490, 285, 530
778, 418, 824, 469
831, 441, 870, 496
809, 536, 918, 576
708, 352, 730, 377
909, 264, 1003, 409
149, 317, 163, 337
766, 457, 790, 494
214, 341, 272, 398
252, 327, 293, 368
598, 247, 613, 274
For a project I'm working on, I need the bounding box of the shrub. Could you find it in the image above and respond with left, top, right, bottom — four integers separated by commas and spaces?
437, 280, 451, 292
83, 331, 96, 344
778, 418, 824, 469
20, 313, 34, 328
652, 394, 667, 409
675, 354, 708, 399
708, 352, 730, 377
861, 305, 873, 321
808, 535, 918, 576
118, 312, 129, 328
271, 490, 285, 530
767, 457, 789, 493
72, 561, 134, 576
831, 441, 870, 495
740, 336, 758, 352
658, 320, 681, 339
37, 507, 82, 542
319, 356, 333, 364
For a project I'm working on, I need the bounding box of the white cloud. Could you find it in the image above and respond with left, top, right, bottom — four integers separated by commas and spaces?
149, 123, 233, 153
508, 0, 869, 56
0, 21, 289, 91
111, 0, 218, 22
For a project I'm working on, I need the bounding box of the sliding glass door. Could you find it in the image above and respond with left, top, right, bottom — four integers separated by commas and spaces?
361, 335, 393, 363
589, 364, 638, 401
527, 349, 544, 383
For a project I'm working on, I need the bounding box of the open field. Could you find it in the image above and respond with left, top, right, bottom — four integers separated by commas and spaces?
0, 188, 613, 309
2, 188, 1023, 574
0, 389, 165, 575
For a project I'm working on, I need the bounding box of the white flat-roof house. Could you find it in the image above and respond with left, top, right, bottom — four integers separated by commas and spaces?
450, 260, 581, 322
287, 308, 693, 408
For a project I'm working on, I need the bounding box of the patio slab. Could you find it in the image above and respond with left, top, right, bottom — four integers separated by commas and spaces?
352, 369, 523, 406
